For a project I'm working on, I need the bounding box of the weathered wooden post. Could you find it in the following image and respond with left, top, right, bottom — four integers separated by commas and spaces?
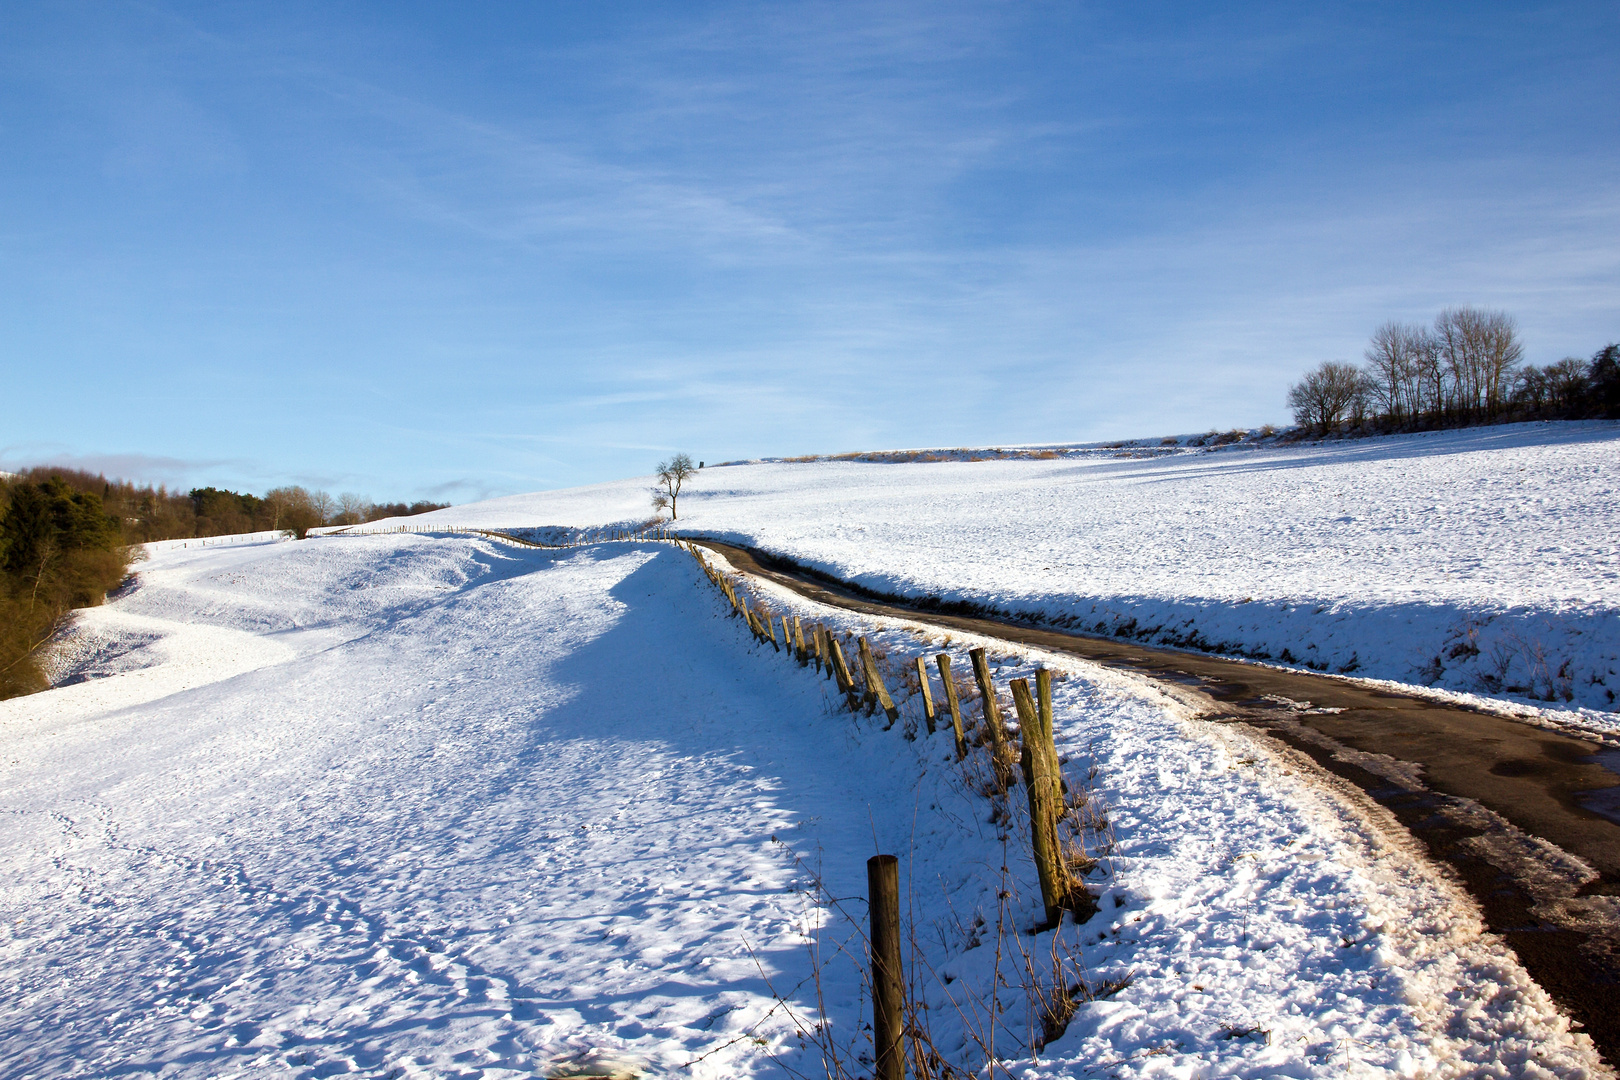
914, 656, 936, 734
1011, 676, 1067, 927
1036, 668, 1056, 750
811, 625, 826, 673
936, 654, 967, 760
765, 611, 781, 651
969, 647, 1012, 790
792, 616, 808, 665
854, 638, 877, 710
857, 637, 900, 726
867, 854, 905, 1080
827, 638, 861, 711
833, 637, 850, 687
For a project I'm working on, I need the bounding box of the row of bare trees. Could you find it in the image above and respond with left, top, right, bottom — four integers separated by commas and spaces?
260, 488, 446, 538
1287, 306, 1620, 432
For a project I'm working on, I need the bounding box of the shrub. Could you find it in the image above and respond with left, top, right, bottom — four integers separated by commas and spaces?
0, 477, 132, 700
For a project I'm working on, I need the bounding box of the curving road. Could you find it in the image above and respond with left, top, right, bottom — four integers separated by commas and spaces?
695, 537, 1620, 1067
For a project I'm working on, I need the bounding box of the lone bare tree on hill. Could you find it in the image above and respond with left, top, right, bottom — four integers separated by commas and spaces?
652, 453, 695, 520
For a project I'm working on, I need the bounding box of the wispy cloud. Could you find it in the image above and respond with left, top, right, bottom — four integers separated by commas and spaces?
3, 1, 1614, 497
0, 447, 252, 488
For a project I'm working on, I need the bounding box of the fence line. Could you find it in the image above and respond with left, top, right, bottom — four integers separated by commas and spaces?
145, 529, 292, 553
317, 522, 1088, 929
314, 520, 1093, 931
674, 538, 1094, 931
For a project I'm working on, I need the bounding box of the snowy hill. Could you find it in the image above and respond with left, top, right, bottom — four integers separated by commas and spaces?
399, 421, 1620, 719
2, 533, 1603, 1076
5, 421, 1618, 1076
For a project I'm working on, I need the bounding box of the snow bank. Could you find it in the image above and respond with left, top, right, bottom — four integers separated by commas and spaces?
3, 533, 1602, 1076
396, 421, 1620, 717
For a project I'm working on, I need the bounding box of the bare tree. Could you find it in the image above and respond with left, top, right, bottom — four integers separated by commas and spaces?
1591, 344, 1620, 416
1365, 322, 1412, 423
1435, 306, 1522, 417
1286, 361, 1368, 429
1478, 311, 1524, 415
651, 453, 696, 520
1434, 307, 1478, 415
1544, 357, 1590, 411
1410, 326, 1446, 419
1513, 364, 1550, 411
1356, 326, 1437, 422
263, 486, 326, 539
335, 492, 373, 526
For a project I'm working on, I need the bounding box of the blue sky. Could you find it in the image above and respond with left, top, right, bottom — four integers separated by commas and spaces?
3, 2, 1616, 502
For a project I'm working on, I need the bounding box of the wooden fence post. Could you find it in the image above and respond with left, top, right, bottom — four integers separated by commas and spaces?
914, 656, 936, 734
828, 636, 846, 691
792, 616, 808, 665
936, 654, 967, 760
1011, 676, 1067, 927
969, 647, 1012, 791
765, 612, 781, 652
827, 638, 861, 711
1036, 667, 1055, 746
868, 854, 905, 1080
1034, 668, 1086, 919
858, 637, 900, 726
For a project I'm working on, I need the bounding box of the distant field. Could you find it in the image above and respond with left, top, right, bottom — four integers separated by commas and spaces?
398, 421, 1620, 718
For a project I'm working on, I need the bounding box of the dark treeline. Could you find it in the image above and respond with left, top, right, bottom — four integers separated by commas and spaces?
0, 467, 447, 699
2, 466, 447, 544
1287, 307, 1620, 434
0, 476, 128, 697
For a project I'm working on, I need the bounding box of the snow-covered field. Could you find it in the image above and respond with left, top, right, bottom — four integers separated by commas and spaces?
1, 532, 1607, 1076
397, 422, 1620, 721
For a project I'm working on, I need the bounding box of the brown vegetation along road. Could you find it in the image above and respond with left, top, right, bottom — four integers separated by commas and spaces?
695, 538, 1620, 1065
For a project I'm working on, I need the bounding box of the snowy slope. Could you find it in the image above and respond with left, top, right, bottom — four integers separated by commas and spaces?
394, 421, 1620, 717
1, 534, 1605, 1076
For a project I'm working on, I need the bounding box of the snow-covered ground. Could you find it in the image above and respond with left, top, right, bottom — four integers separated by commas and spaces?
1, 533, 1607, 1076
392, 422, 1620, 721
